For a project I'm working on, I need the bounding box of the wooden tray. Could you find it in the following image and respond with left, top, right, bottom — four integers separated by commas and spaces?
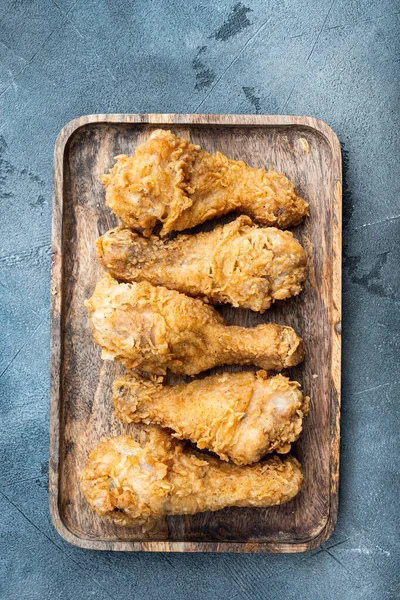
50, 114, 342, 553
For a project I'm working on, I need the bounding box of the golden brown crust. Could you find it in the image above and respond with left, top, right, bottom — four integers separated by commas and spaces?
97, 216, 307, 312
85, 274, 304, 375
80, 428, 303, 526
102, 130, 308, 236
113, 370, 309, 464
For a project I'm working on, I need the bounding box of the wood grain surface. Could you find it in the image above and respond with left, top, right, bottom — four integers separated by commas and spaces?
50, 114, 342, 553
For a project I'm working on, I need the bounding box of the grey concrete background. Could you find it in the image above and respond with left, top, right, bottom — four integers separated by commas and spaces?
0, 1, 399, 598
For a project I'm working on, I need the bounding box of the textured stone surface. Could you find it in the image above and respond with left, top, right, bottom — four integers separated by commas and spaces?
0, 1, 399, 598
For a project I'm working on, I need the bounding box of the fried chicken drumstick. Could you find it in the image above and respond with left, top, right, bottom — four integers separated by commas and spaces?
97, 216, 307, 313
80, 427, 303, 526
102, 129, 308, 236
113, 370, 309, 465
85, 275, 304, 375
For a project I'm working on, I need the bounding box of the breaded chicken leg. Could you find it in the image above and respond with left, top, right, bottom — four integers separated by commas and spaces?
113, 370, 309, 465
102, 129, 308, 236
80, 428, 303, 526
85, 275, 304, 375
97, 216, 307, 313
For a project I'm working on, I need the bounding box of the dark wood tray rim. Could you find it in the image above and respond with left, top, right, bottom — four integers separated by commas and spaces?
49, 113, 342, 553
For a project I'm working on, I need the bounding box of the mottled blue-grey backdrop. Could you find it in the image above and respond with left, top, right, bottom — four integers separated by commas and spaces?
0, 1, 399, 598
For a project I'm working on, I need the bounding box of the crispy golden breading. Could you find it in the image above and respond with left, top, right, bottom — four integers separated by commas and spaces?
101, 129, 308, 236
113, 370, 309, 465
97, 216, 307, 313
85, 274, 304, 375
80, 428, 303, 526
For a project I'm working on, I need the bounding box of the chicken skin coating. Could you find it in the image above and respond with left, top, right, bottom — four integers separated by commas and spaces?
113, 370, 309, 465
97, 216, 307, 313
80, 428, 304, 526
101, 129, 308, 236
85, 275, 304, 375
